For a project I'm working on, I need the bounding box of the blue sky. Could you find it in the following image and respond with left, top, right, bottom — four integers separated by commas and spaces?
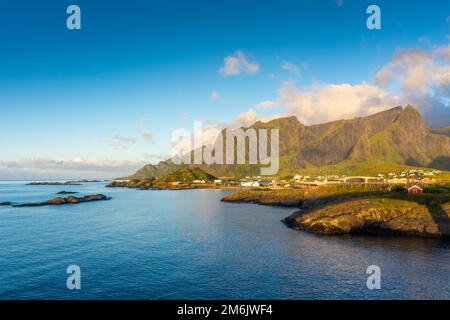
0, 0, 449, 179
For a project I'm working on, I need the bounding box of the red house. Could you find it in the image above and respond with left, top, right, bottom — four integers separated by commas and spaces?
407, 185, 423, 194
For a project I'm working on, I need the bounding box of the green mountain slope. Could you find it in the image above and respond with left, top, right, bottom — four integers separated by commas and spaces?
155, 167, 216, 183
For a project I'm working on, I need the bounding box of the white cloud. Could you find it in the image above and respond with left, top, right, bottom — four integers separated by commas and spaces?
142, 153, 168, 164
375, 45, 450, 113
0, 157, 146, 179
232, 108, 286, 128
210, 91, 221, 101
256, 100, 276, 109
435, 44, 450, 62
281, 61, 300, 75
235, 44, 450, 127
110, 134, 136, 150
277, 81, 399, 124
219, 51, 260, 76
142, 132, 155, 144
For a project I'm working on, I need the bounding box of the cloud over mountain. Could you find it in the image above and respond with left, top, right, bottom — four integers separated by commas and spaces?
278, 82, 399, 124
237, 44, 450, 128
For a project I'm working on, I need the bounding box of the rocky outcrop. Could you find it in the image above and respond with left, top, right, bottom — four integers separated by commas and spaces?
106, 178, 155, 190
221, 187, 382, 207
27, 182, 81, 186
221, 189, 305, 207
56, 191, 78, 195
283, 198, 450, 238
13, 194, 110, 207
0, 202, 13, 206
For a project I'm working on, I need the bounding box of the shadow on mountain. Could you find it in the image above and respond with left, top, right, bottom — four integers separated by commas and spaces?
405, 158, 424, 167
428, 156, 450, 171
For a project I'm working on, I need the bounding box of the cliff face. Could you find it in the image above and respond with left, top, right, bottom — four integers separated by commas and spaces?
131, 105, 450, 178
283, 198, 450, 238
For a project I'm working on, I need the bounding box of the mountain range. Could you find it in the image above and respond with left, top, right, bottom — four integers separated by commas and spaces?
131, 105, 450, 178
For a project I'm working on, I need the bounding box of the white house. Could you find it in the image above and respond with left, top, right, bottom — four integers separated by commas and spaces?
241, 181, 260, 187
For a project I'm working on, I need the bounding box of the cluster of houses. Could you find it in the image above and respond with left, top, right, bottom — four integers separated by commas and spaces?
379, 169, 441, 181
210, 170, 442, 192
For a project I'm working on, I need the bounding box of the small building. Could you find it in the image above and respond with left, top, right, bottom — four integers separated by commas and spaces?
214, 179, 222, 185
241, 181, 260, 187
193, 179, 206, 184
407, 185, 423, 194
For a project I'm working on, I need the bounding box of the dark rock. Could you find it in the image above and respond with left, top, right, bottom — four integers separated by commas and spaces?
27, 182, 81, 186
56, 191, 78, 195
0, 202, 12, 206
13, 194, 110, 207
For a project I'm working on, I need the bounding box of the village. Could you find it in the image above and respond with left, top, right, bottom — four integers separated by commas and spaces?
185, 169, 445, 195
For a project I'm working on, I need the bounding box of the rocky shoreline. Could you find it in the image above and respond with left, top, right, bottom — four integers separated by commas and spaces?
106, 179, 217, 190
222, 187, 450, 238
283, 198, 450, 238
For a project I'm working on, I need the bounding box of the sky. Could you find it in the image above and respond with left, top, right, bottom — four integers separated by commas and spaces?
0, 0, 449, 179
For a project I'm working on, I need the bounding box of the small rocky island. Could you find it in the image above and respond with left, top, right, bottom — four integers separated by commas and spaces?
27, 181, 82, 186
12, 194, 110, 207
26, 180, 100, 186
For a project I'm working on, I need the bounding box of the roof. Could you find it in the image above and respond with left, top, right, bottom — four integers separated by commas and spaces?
407, 185, 423, 191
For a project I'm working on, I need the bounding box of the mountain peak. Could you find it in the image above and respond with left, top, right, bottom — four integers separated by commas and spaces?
396, 104, 425, 126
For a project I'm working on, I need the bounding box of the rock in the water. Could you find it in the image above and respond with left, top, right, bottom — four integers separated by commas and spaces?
13, 194, 110, 207
0, 202, 13, 206
56, 191, 78, 195
27, 182, 81, 186
284, 198, 450, 238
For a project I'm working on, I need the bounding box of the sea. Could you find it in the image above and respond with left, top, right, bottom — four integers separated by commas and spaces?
0, 181, 449, 299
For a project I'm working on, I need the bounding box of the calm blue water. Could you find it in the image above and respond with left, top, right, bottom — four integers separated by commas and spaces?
0, 181, 449, 300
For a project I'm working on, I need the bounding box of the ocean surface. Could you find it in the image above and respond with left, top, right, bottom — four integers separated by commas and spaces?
0, 181, 449, 300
